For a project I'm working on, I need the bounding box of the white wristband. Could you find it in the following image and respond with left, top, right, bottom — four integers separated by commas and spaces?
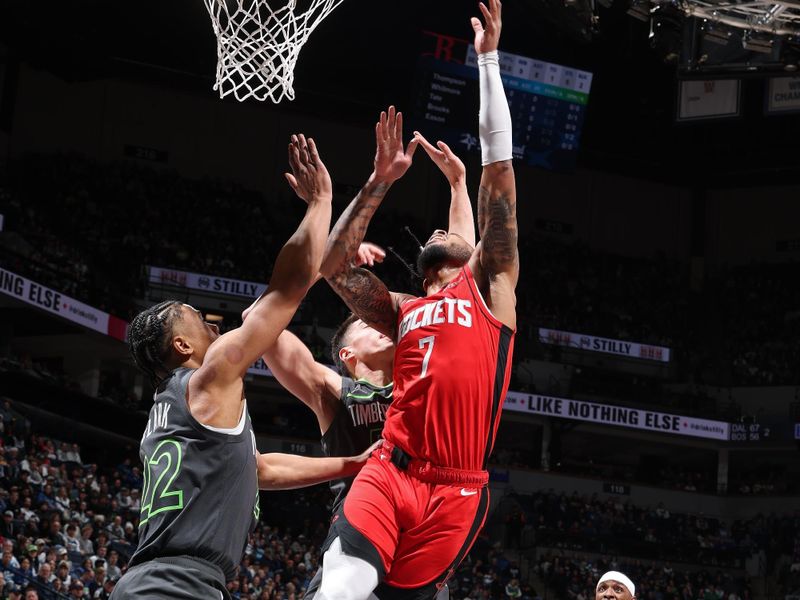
478, 51, 513, 166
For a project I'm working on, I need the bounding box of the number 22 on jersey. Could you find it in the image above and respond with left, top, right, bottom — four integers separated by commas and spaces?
140, 439, 185, 525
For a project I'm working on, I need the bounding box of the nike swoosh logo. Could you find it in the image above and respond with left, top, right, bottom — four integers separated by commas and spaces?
460, 489, 478, 496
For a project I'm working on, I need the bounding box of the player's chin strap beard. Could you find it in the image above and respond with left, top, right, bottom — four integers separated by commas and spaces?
394, 226, 473, 284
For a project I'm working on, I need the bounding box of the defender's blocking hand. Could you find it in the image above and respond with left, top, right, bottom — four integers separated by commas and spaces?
285, 134, 332, 203
374, 106, 419, 182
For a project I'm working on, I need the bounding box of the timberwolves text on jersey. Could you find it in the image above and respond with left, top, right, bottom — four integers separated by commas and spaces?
348, 402, 389, 428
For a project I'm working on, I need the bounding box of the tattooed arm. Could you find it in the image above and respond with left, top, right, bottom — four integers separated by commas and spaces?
468, 0, 518, 330
322, 106, 418, 338
477, 166, 518, 283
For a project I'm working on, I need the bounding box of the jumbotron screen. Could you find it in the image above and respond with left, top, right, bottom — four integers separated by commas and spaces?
412, 32, 593, 171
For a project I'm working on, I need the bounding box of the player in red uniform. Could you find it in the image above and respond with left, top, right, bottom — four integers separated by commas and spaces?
314, 2, 517, 599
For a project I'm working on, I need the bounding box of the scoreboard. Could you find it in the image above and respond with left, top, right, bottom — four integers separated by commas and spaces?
729, 423, 771, 443
412, 32, 593, 171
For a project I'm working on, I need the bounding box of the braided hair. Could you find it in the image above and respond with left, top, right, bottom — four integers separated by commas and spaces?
127, 300, 184, 386
330, 313, 360, 375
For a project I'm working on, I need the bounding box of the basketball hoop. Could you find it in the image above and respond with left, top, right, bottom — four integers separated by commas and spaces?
204, 0, 345, 103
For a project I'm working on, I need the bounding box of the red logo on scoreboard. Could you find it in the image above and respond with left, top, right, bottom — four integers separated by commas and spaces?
421, 31, 471, 64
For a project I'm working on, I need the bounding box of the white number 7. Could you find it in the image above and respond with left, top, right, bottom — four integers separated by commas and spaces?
419, 335, 436, 378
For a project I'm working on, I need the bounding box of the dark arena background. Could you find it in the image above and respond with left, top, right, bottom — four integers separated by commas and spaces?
0, 0, 799, 598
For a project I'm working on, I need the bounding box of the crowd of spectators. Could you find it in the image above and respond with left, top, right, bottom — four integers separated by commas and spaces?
0, 351, 138, 414
2, 388, 800, 599
534, 553, 752, 600
544, 459, 716, 495
0, 395, 542, 600
446, 535, 538, 600
0, 396, 345, 600
518, 238, 689, 352
509, 490, 796, 571
714, 264, 800, 386
0, 404, 135, 599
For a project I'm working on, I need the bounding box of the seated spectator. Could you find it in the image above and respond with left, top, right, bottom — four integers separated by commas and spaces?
94, 576, 116, 600
69, 579, 85, 598
104, 551, 121, 581
507, 578, 523, 599
78, 526, 94, 556
55, 559, 73, 589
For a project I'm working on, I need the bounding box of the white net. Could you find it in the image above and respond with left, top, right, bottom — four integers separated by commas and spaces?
204, 0, 345, 103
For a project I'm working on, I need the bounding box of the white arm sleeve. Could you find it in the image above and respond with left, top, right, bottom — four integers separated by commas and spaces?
478, 51, 513, 166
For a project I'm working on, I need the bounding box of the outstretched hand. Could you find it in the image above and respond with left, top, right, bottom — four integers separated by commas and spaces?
355, 242, 386, 268
285, 134, 332, 203
413, 132, 466, 186
374, 106, 419, 182
471, 0, 502, 55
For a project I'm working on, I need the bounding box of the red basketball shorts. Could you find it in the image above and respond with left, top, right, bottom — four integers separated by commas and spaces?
341, 445, 490, 589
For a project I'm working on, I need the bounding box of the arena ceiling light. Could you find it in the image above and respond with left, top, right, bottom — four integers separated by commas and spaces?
615, 0, 800, 71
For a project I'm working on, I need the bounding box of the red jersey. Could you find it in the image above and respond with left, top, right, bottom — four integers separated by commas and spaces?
383, 265, 515, 471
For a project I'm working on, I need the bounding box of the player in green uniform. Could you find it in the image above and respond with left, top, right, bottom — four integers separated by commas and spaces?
113, 135, 375, 600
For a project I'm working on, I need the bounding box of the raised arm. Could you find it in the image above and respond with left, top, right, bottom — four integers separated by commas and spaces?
414, 132, 476, 247
242, 240, 384, 429
190, 135, 332, 418
256, 440, 379, 490
322, 106, 418, 338
244, 241, 384, 427
261, 330, 342, 425
469, 0, 519, 330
